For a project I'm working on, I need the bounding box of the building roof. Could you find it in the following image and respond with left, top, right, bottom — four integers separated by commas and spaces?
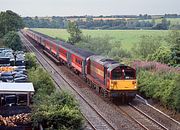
0, 82, 34, 94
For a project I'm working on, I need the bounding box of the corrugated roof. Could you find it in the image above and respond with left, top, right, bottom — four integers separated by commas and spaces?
0, 83, 34, 93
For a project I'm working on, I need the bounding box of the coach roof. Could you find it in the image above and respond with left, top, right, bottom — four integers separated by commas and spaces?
30, 29, 94, 59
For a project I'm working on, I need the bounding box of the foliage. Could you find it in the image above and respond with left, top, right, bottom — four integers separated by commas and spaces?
23, 15, 178, 30
67, 21, 82, 44
0, 10, 23, 37
166, 31, 180, 66
133, 61, 180, 73
25, 52, 37, 69
0, 38, 5, 47
28, 67, 55, 95
147, 46, 172, 64
3, 31, 22, 50
170, 24, 180, 30
134, 61, 180, 111
76, 35, 112, 55
133, 35, 162, 59
32, 91, 83, 130
138, 70, 180, 112
152, 18, 170, 30
23, 16, 65, 28
28, 63, 83, 129
108, 42, 131, 61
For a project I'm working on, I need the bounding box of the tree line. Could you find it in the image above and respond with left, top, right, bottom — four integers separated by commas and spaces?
0, 10, 24, 50
23, 16, 173, 30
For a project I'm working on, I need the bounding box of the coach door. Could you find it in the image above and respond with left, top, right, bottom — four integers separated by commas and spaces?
82, 60, 85, 77
67, 52, 72, 66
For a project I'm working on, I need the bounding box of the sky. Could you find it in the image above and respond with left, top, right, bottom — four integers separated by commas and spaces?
0, 0, 180, 17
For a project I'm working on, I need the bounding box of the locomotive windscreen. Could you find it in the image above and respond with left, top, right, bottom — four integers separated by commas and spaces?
111, 67, 135, 80
123, 69, 135, 79
112, 68, 122, 80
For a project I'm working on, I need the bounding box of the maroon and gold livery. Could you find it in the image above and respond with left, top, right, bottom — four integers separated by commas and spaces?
22, 29, 137, 101
86, 56, 137, 98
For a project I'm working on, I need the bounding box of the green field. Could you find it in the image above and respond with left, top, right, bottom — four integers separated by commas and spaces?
33, 28, 169, 50
142, 18, 180, 25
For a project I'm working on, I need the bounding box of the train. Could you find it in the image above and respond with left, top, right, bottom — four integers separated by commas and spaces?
22, 29, 137, 102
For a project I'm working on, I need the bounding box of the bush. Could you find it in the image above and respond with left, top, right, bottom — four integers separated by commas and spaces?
32, 91, 83, 130
3, 31, 22, 50
133, 35, 162, 59
28, 65, 83, 129
25, 52, 38, 69
28, 67, 55, 95
147, 46, 172, 64
108, 46, 131, 61
138, 70, 180, 112
76, 35, 113, 55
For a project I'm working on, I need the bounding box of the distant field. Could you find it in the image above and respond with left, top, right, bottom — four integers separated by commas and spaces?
33, 28, 169, 50
142, 18, 180, 25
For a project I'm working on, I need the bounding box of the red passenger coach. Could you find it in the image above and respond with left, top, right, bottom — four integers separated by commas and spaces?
22, 29, 137, 102
59, 47, 67, 62
44, 40, 51, 50
71, 54, 83, 73
51, 43, 58, 55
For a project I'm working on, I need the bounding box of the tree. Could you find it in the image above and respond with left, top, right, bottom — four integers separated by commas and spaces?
147, 46, 172, 64
133, 35, 162, 59
3, 31, 22, 50
76, 35, 113, 55
166, 31, 180, 66
152, 18, 170, 30
25, 53, 37, 69
0, 10, 23, 37
67, 21, 82, 44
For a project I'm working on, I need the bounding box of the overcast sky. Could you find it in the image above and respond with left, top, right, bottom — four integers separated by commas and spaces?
0, 0, 180, 17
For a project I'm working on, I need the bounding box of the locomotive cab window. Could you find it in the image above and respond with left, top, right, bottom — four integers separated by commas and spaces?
111, 69, 122, 80
123, 69, 135, 79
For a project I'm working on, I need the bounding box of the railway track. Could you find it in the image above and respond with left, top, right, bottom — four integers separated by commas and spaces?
117, 104, 168, 130
133, 95, 180, 130
20, 32, 180, 130
19, 32, 116, 130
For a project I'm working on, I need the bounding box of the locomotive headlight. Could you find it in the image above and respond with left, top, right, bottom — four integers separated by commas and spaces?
132, 81, 136, 85
134, 86, 137, 89
112, 81, 117, 85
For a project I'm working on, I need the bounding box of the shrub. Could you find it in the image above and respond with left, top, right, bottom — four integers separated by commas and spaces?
147, 46, 172, 64
76, 35, 113, 55
28, 67, 55, 95
25, 52, 37, 69
133, 35, 162, 59
3, 31, 22, 50
32, 91, 83, 129
138, 70, 180, 112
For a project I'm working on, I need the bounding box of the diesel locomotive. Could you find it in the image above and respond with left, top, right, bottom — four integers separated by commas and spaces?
22, 29, 137, 102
